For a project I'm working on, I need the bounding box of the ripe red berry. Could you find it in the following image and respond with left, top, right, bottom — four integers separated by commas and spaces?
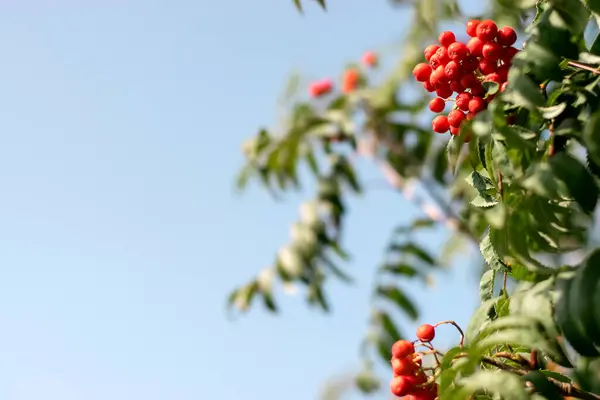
466, 111, 476, 120
484, 72, 502, 85
434, 47, 450, 65
466, 19, 481, 37
438, 31, 456, 47
424, 44, 440, 61
486, 94, 496, 103
423, 80, 436, 92
413, 63, 432, 82
448, 110, 466, 128
435, 82, 453, 99
476, 20, 498, 42
417, 322, 436, 342
450, 81, 465, 93
482, 42, 502, 61
391, 340, 415, 359
479, 59, 497, 75
390, 376, 419, 397
429, 97, 445, 113
362, 51, 378, 67
466, 37, 484, 57
432, 115, 450, 133
444, 61, 461, 80
496, 65, 509, 81
448, 42, 469, 61
501, 46, 519, 65
471, 82, 486, 96
450, 126, 460, 136
461, 55, 479, 72
309, 79, 333, 98
455, 92, 472, 111
391, 357, 419, 376
469, 96, 487, 113
497, 26, 517, 46
342, 69, 360, 93
460, 73, 477, 88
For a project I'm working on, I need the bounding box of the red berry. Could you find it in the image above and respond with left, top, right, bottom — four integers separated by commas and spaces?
436, 82, 453, 99
482, 42, 502, 61
450, 126, 460, 136
484, 72, 502, 85
497, 65, 509, 81
479, 59, 497, 75
497, 26, 517, 46
432, 115, 450, 133
460, 73, 477, 88
461, 55, 479, 72
448, 110, 466, 128
434, 47, 450, 65
391, 340, 415, 358
423, 80, 436, 92
450, 81, 465, 93
342, 68, 360, 93
362, 51, 378, 67
466, 112, 476, 120
391, 357, 419, 376
424, 45, 440, 61
501, 46, 519, 65
448, 42, 469, 61
486, 94, 496, 103
309, 79, 333, 98
471, 82, 486, 96
438, 31, 456, 47
444, 61, 461, 80
476, 20, 498, 42
455, 92, 472, 111
500, 81, 508, 92
466, 37, 484, 57
429, 97, 446, 113
469, 96, 487, 113
413, 63, 432, 82
466, 19, 481, 37
429, 55, 441, 69
390, 376, 416, 397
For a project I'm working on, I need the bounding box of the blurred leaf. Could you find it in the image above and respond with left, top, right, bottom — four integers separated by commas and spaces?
523, 371, 563, 400
461, 370, 529, 400
479, 270, 496, 302
549, 152, 598, 214
389, 242, 436, 265
378, 311, 403, 341
376, 286, 418, 320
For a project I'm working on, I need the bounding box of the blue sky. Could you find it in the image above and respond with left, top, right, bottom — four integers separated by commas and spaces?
0, 1, 485, 399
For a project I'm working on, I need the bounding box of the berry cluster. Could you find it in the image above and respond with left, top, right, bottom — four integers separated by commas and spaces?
389, 324, 438, 399
412, 20, 520, 137
308, 51, 378, 98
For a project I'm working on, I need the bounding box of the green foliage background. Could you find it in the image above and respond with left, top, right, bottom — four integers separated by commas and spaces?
230, 0, 600, 398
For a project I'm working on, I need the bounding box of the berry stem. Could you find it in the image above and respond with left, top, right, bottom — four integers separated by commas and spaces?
493, 351, 530, 366
567, 60, 600, 75
433, 320, 465, 347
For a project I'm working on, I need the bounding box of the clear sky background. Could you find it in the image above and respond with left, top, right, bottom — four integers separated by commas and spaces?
0, 1, 487, 399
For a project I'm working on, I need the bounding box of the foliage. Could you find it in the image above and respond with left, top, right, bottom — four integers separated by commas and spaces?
229, 0, 600, 398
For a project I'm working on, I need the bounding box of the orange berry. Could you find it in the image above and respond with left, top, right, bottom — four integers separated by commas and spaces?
342, 68, 360, 93
308, 79, 333, 98
476, 20, 498, 42
429, 97, 446, 113
391, 357, 419, 376
391, 340, 415, 358
416, 324, 436, 342
438, 31, 456, 47
362, 51, 378, 67
466, 19, 480, 37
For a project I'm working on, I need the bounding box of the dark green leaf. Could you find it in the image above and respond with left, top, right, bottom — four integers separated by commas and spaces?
382, 263, 419, 277
583, 110, 600, 168
378, 311, 403, 341
523, 371, 563, 400
461, 370, 529, 400
376, 286, 419, 320
389, 242, 436, 266
549, 152, 598, 214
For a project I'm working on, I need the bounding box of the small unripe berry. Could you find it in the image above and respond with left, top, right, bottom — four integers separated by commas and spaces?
391, 340, 415, 358
469, 96, 487, 113
448, 110, 466, 128
482, 42, 502, 61
416, 324, 436, 341
496, 26, 517, 46
455, 92, 472, 111
438, 31, 456, 47
391, 357, 418, 376
466, 19, 480, 37
429, 97, 446, 113
435, 82, 453, 99
432, 115, 450, 133
362, 51, 378, 67
309, 79, 333, 98
444, 61, 461, 80
424, 45, 440, 61
413, 63, 432, 82
448, 42, 469, 61
476, 20, 498, 42
466, 37, 484, 57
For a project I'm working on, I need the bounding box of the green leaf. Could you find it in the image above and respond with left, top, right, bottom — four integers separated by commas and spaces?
465, 296, 502, 343
504, 70, 545, 110
583, 110, 600, 168
466, 170, 495, 192
378, 311, 403, 341
389, 242, 436, 266
293, 0, 303, 12
480, 231, 511, 273
315, 0, 327, 10
538, 103, 567, 119
471, 193, 500, 208
539, 369, 572, 383
460, 370, 529, 400
376, 286, 419, 320
355, 371, 380, 394
569, 249, 600, 346
549, 152, 598, 214
523, 371, 563, 400
479, 270, 496, 302
382, 263, 419, 278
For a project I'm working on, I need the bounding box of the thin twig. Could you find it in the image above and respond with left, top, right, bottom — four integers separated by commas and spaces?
493, 351, 530, 367
434, 320, 465, 347
567, 60, 600, 75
